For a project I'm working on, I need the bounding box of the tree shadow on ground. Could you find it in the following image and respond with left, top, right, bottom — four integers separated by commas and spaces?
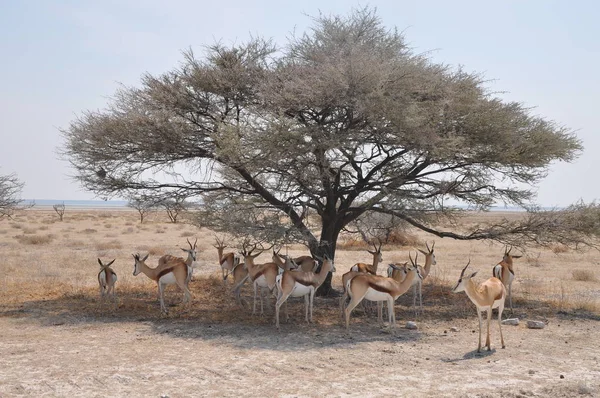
1, 275, 597, 351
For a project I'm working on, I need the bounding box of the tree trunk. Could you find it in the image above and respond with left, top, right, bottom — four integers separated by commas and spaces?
314, 220, 341, 296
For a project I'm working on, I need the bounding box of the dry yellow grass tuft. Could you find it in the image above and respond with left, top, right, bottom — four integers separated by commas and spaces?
572, 269, 597, 282
95, 239, 123, 250
551, 244, 570, 254
14, 234, 54, 245
136, 245, 165, 256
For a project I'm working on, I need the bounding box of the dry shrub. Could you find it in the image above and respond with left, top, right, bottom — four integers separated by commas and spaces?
124, 221, 134, 226
10, 223, 22, 229
82, 228, 98, 234
385, 230, 421, 247
122, 227, 135, 234
0, 229, 7, 235
526, 252, 543, 267
41, 219, 57, 225
337, 237, 368, 250
14, 234, 54, 245
572, 269, 597, 282
180, 231, 195, 237
96, 240, 123, 250
21, 227, 38, 234
39, 225, 49, 231
98, 212, 113, 218
551, 244, 569, 254
104, 223, 113, 228
66, 239, 86, 248
137, 245, 165, 256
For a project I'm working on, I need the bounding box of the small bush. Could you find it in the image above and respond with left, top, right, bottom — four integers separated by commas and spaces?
385, 231, 421, 247
22, 227, 38, 234
122, 227, 135, 234
96, 240, 123, 250
82, 228, 98, 234
104, 223, 113, 228
572, 269, 597, 282
137, 245, 165, 256
180, 231, 195, 237
0, 229, 7, 235
14, 234, 54, 245
551, 244, 569, 254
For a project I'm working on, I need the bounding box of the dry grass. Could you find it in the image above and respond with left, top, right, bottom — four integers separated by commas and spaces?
136, 245, 166, 256
551, 244, 570, 254
81, 228, 98, 234
95, 239, 123, 251
572, 269, 597, 282
180, 231, 195, 237
14, 233, 54, 245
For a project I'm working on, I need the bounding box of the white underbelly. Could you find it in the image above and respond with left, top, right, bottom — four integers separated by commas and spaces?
363, 288, 391, 302
254, 275, 269, 288
477, 300, 503, 312
289, 283, 313, 297
159, 272, 177, 285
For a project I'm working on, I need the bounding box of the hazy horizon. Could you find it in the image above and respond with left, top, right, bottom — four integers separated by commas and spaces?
1, 1, 598, 206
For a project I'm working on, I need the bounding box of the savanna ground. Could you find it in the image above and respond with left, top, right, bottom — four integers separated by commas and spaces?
1, 208, 599, 397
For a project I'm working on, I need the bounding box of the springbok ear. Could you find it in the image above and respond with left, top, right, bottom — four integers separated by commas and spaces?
512, 255, 522, 259
417, 249, 427, 255
366, 250, 375, 255
142, 253, 149, 262
469, 271, 478, 279
107, 259, 116, 266
181, 248, 187, 252
98, 258, 103, 266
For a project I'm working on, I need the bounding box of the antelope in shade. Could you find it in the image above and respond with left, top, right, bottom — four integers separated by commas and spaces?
213, 236, 239, 285
344, 252, 421, 331
453, 259, 506, 353
229, 256, 249, 307
492, 246, 521, 313
236, 243, 279, 315
350, 241, 383, 274
97, 258, 117, 300
272, 247, 318, 272
271, 248, 301, 272
132, 253, 191, 314
387, 241, 437, 314
275, 255, 336, 329
339, 242, 384, 315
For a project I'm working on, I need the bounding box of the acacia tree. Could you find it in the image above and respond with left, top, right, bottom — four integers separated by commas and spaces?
0, 171, 25, 219
62, 9, 598, 294
127, 195, 156, 223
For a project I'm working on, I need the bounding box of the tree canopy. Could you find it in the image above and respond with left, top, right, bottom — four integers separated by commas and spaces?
0, 171, 25, 219
62, 8, 598, 293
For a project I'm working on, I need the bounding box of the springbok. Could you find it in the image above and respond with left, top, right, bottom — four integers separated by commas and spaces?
344, 252, 421, 331
275, 255, 336, 329
97, 258, 117, 300
132, 253, 191, 314
453, 259, 506, 353
492, 246, 521, 313
213, 236, 239, 285
236, 243, 279, 315
271, 248, 304, 272
339, 242, 384, 315
273, 248, 318, 272
387, 241, 437, 314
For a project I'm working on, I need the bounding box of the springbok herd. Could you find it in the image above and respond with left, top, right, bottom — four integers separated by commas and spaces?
97, 238, 522, 353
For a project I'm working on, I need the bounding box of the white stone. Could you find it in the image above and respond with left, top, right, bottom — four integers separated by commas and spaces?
405, 321, 418, 330
527, 320, 546, 329
502, 318, 520, 326
450, 327, 459, 332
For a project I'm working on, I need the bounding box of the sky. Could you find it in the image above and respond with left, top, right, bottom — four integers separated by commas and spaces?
0, 0, 598, 206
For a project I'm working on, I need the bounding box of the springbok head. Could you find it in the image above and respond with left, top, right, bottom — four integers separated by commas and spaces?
182, 237, 198, 261
452, 259, 478, 293
132, 253, 150, 276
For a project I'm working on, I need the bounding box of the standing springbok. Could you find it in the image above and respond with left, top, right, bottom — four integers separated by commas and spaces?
132, 253, 191, 314
344, 252, 421, 331
492, 246, 521, 313
273, 247, 318, 272
339, 242, 384, 315
236, 243, 279, 315
213, 236, 238, 285
453, 260, 506, 353
182, 238, 198, 283
97, 258, 117, 300
275, 255, 336, 329
350, 241, 383, 274
387, 241, 437, 314
271, 248, 305, 272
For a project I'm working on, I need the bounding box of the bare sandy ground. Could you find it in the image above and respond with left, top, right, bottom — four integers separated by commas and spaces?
1, 209, 599, 397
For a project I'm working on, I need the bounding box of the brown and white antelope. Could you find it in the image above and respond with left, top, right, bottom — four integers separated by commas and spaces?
182, 238, 198, 283
492, 246, 521, 313
229, 257, 249, 307
213, 236, 239, 285
132, 253, 191, 314
236, 243, 279, 315
387, 241, 437, 314
349, 241, 383, 274
453, 259, 506, 353
344, 252, 421, 331
339, 242, 384, 314
275, 255, 336, 329
271, 248, 301, 272
97, 258, 117, 300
